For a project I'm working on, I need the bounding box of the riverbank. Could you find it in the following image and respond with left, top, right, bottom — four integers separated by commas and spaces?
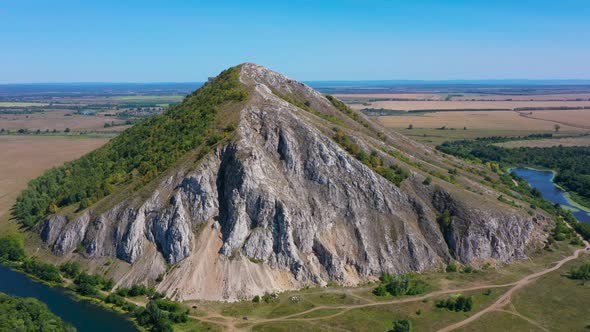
0, 263, 141, 332
508, 166, 590, 214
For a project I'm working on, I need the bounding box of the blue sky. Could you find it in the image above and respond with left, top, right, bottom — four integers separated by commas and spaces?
1, 0, 589, 82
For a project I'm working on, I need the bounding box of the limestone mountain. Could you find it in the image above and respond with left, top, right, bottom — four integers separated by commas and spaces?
17, 63, 550, 301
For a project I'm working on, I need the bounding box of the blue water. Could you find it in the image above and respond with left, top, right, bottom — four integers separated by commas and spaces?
511, 168, 590, 224
0, 265, 138, 332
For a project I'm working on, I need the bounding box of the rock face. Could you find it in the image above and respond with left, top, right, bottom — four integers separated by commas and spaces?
38, 63, 550, 301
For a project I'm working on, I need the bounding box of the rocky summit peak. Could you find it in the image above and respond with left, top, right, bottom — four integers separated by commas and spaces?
26, 64, 550, 301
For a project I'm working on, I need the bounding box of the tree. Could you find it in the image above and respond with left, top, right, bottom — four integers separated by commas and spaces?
373, 284, 388, 296
554, 124, 561, 133
407, 124, 413, 130
389, 319, 412, 332
64, 127, 71, 133
0, 235, 25, 262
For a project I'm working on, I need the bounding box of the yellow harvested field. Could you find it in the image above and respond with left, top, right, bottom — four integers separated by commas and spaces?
0, 136, 108, 219
519, 109, 590, 129
452, 93, 590, 101
334, 93, 590, 102
350, 100, 590, 111
496, 136, 590, 148
0, 102, 49, 107
334, 93, 445, 100
0, 109, 128, 132
376, 110, 583, 131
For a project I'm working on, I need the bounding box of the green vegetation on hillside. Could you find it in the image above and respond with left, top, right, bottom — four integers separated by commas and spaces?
333, 129, 409, 186
14, 66, 249, 227
325, 94, 371, 128
0, 293, 75, 332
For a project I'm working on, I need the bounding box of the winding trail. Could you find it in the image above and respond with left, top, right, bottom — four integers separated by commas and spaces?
181, 234, 589, 331
437, 237, 589, 332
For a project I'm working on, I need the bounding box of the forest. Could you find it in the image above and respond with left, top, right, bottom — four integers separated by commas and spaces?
436, 137, 590, 207
0, 293, 75, 332
14, 66, 248, 227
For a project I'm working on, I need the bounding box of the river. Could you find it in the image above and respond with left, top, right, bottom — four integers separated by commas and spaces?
0, 264, 139, 331
511, 168, 590, 224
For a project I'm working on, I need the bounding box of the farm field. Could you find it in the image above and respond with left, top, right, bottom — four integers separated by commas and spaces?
0, 135, 108, 222
0, 109, 129, 132
519, 109, 590, 129
349, 100, 590, 111
335, 93, 590, 102
376, 110, 586, 131
0, 102, 49, 107
497, 136, 590, 148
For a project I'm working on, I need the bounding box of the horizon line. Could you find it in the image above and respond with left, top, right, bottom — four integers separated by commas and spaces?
2, 78, 590, 86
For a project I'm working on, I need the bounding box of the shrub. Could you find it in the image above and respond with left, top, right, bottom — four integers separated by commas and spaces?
374, 273, 429, 297
569, 263, 590, 281
446, 262, 458, 273
373, 284, 388, 296
252, 295, 260, 303
0, 234, 25, 262
59, 261, 81, 279
436, 294, 473, 312
389, 319, 412, 332
22, 259, 62, 283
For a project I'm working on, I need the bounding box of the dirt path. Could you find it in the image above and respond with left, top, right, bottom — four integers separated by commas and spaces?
437, 238, 590, 332
201, 236, 589, 331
